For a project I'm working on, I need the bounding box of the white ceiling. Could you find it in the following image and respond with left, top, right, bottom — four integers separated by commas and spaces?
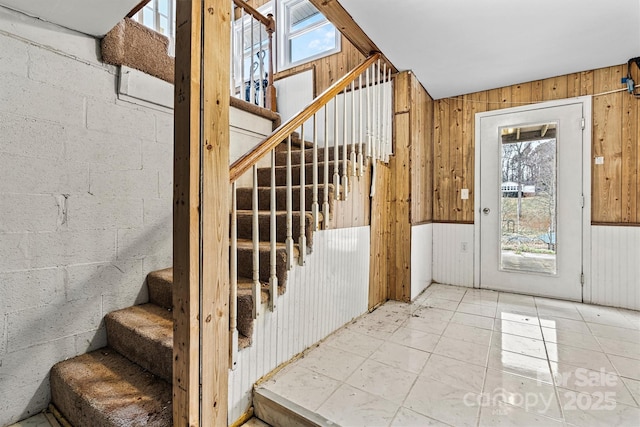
0, 0, 139, 36
340, 0, 640, 99
1, 0, 638, 99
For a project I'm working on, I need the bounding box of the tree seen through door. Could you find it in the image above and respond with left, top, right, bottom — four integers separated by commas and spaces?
499, 123, 557, 275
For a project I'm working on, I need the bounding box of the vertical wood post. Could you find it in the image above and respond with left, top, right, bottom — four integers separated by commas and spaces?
173, 0, 202, 423
174, 0, 230, 425
265, 14, 277, 112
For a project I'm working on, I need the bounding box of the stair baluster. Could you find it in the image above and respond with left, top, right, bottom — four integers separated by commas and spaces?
269, 151, 277, 311
230, 182, 239, 368
350, 81, 357, 178
386, 66, 393, 161
249, 12, 255, 109
252, 164, 260, 319
342, 88, 348, 201
240, 8, 245, 98
311, 114, 319, 231
333, 96, 340, 201
380, 63, 385, 162
382, 63, 389, 162
322, 103, 330, 228
259, 21, 264, 109
298, 124, 306, 266
230, 0, 235, 98
375, 60, 381, 160
366, 65, 372, 159
358, 74, 364, 176
285, 135, 294, 270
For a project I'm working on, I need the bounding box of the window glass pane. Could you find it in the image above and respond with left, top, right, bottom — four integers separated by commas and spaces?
291, 11, 323, 32
499, 123, 557, 275
142, 7, 154, 26
288, 1, 322, 32
159, 0, 169, 16
242, 22, 269, 50
289, 21, 337, 63
160, 15, 169, 35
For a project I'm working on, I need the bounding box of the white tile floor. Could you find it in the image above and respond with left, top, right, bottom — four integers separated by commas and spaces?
258, 284, 640, 427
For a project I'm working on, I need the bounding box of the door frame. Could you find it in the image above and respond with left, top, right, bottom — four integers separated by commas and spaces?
473, 96, 592, 302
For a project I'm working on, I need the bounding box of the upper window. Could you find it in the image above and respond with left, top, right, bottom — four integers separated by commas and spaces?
278, 0, 340, 70
132, 0, 340, 69
132, 0, 176, 56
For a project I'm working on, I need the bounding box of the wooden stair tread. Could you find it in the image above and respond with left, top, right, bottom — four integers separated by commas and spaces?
236, 238, 293, 252
105, 304, 173, 383
147, 268, 173, 311
51, 348, 172, 427
107, 304, 172, 345
237, 276, 271, 300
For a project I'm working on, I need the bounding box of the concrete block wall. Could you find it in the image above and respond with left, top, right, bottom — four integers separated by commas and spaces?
0, 7, 173, 425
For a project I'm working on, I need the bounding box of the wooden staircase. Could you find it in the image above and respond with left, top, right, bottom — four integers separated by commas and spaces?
49, 144, 354, 426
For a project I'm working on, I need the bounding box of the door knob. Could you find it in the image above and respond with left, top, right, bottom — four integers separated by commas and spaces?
482, 208, 490, 215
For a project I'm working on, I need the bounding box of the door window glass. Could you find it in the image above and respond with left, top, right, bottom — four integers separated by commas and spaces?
499, 122, 558, 275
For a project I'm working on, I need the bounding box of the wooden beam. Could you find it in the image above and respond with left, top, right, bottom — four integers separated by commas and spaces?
308, 0, 397, 73
173, 0, 230, 425
173, 0, 202, 424
202, 0, 231, 423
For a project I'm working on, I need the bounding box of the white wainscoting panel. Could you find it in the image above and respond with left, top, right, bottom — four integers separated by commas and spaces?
590, 225, 640, 310
411, 223, 432, 299
228, 226, 370, 423
432, 223, 474, 287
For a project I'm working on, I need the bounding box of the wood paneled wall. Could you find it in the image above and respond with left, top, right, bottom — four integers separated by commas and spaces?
275, 40, 365, 96
369, 160, 391, 309
409, 74, 434, 224
433, 63, 640, 225
374, 71, 434, 305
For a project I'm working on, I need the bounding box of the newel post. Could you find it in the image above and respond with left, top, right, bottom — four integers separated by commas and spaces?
173, 0, 230, 425
266, 13, 277, 112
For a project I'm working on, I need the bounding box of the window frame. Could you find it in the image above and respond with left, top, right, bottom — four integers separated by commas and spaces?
277, 0, 341, 71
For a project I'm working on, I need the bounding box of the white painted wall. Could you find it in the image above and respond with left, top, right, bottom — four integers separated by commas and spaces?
274, 69, 314, 124
589, 226, 640, 311
410, 223, 432, 299
428, 222, 640, 312
0, 7, 271, 425
274, 72, 392, 153
228, 226, 370, 423
432, 223, 475, 287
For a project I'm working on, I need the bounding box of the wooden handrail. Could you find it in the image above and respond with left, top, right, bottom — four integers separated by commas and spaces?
229, 52, 381, 182
127, 0, 151, 18
232, 0, 274, 31
129, 0, 275, 32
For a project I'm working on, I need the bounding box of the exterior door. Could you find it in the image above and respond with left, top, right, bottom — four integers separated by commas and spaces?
476, 100, 588, 301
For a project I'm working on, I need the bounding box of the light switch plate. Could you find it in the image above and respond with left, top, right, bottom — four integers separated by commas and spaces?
595, 156, 604, 165
461, 188, 469, 200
